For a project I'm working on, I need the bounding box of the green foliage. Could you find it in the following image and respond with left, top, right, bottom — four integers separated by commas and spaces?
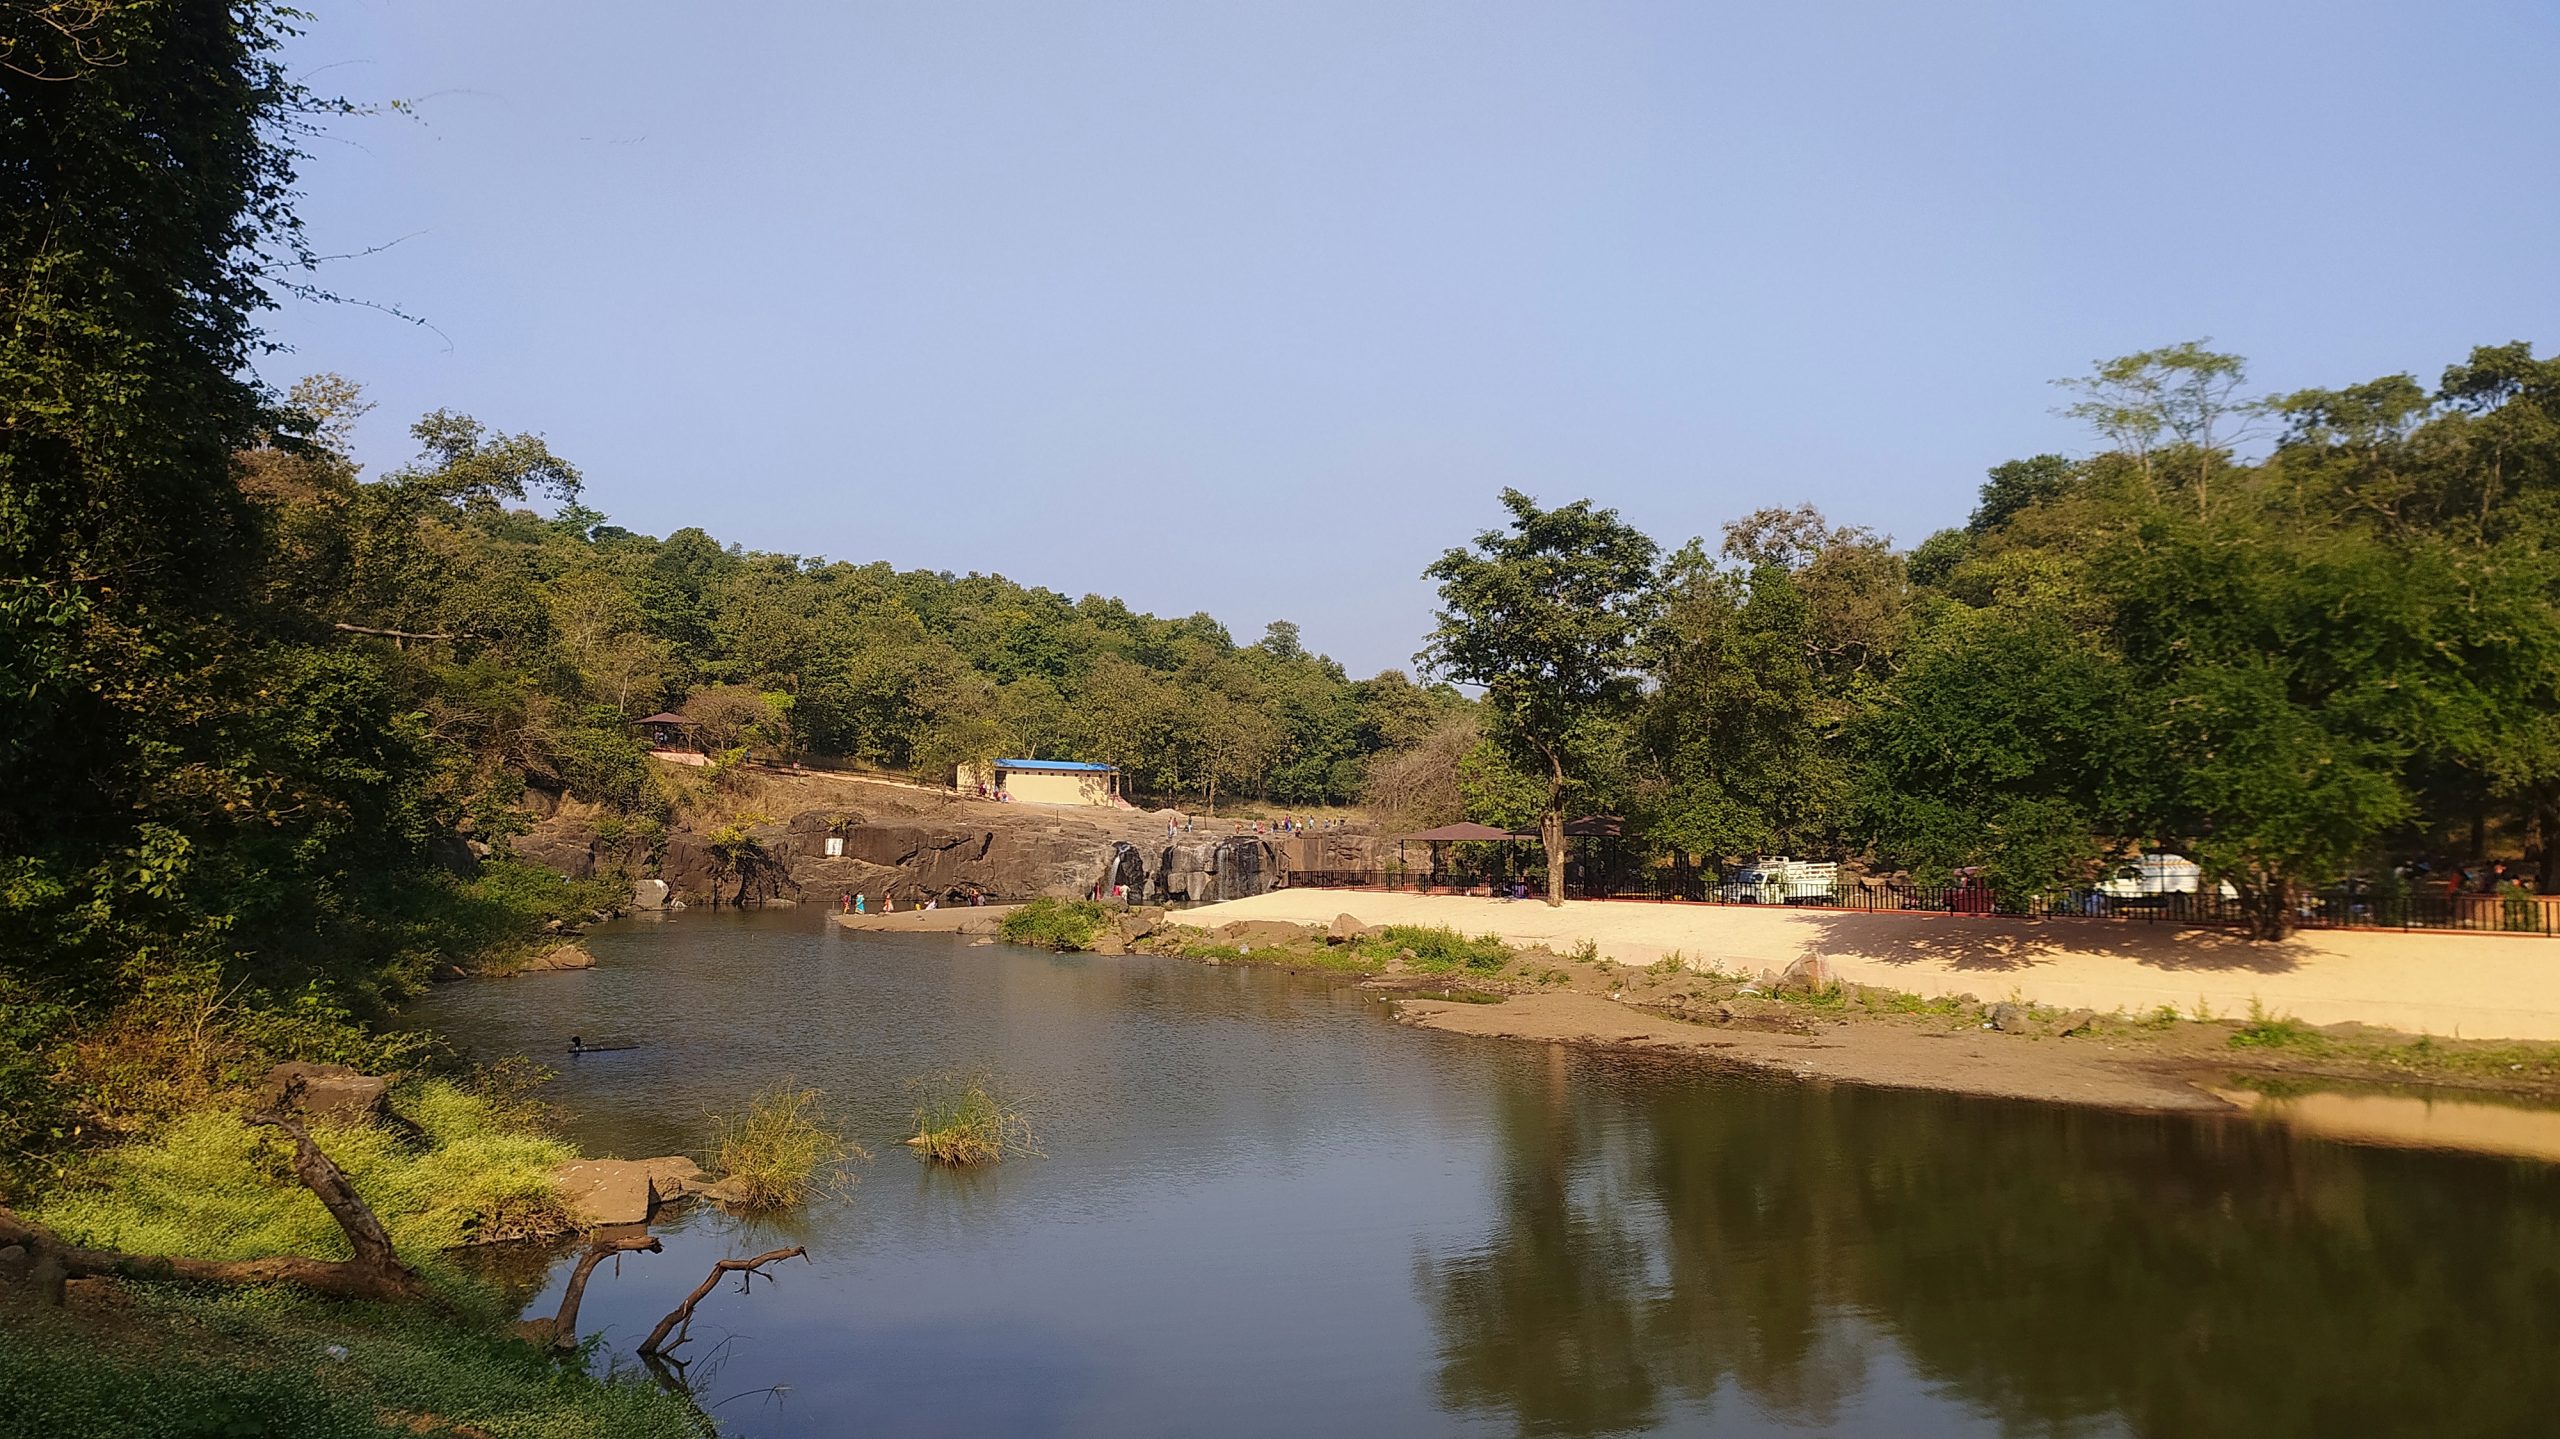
0, 1282, 702, 1439
712, 1082, 859, 1211
1357, 925, 1512, 973
32, 1082, 576, 1267
1423, 490, 1659, 896
997, 898, 1112, 951
905, 1072, 1037, 1166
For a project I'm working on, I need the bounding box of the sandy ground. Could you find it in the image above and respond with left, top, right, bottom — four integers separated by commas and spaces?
1181, 891, 2560, 1040
834, 906, 1014, 934
1393, 988, 2225, 1111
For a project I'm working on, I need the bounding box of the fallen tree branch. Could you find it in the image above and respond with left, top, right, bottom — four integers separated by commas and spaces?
517, 1234, 662, 1351
0, 1116, 430, 1305
637, 1247, 808, 1357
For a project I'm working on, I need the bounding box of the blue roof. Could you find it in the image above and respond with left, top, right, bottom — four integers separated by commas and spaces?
994, 758, 1116, 772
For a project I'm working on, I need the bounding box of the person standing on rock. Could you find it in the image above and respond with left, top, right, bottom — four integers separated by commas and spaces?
854, 893, 866, 914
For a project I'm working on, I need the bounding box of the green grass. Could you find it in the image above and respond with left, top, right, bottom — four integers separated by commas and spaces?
31, 1081, 577, 1277
996, 898, 1112, 951
2230, 1003, 2325, 1051
905, 1073, 1036, 1167
1353, 925, 1512, 973
0, 1282, 702, 1439
1168, 938, 1379, 973
712, 1083, 859, 1212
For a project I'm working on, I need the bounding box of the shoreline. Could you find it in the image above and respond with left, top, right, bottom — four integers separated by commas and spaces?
1177, 890, 2560, 1040
1099, 911, 2560, 1155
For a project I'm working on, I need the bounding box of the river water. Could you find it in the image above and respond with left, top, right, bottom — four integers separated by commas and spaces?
404, 908, 2560, 1438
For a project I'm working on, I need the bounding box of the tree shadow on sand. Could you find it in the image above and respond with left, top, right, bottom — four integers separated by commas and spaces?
1794, 909, 2307, 976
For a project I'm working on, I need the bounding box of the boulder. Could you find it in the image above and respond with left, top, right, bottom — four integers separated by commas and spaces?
1774, 956, 1833, 995
1989, 1002, 2034, 1033
1326, 913, 1371, 945
552, 1159, 656, 1228
2056, 1008, 2099, 1037
517, 943, 596, 974
1090, 931, 1128, 956
1119, 906, 1166, 942
639, 1155, 712, 1203
630, 878, 670, 911
255, 1062, 388, 1127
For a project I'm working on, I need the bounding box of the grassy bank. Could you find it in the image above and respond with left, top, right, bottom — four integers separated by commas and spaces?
0, 1283, 699, 1439
1, 1076, 706, 1437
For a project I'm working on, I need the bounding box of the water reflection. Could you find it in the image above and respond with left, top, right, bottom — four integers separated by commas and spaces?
1424, 1052, 2560, 1437
408, 910, 2560, 1438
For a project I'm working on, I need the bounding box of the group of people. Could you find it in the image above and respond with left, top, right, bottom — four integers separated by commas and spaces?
842, 890, 984, 913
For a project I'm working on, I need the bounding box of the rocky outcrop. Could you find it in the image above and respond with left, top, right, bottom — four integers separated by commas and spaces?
513, 943, 596, 974
255, 1063, 388, 1127
506, 768, 1397, 912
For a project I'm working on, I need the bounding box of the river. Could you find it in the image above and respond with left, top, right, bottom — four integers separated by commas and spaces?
403, 907, 2560, 1438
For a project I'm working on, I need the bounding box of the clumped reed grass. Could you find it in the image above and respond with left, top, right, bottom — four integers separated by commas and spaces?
712, 1083, 861, 1211
904, 1072, 1037, 1167
997, 897, 1112, 951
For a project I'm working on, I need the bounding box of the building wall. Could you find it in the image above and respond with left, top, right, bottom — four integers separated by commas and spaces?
1002, 769, 1115, 806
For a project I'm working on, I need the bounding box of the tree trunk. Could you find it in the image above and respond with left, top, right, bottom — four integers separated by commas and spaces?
0, 1115, 429, 1305
2539, 793, 2560, 893
1538, 743, 1568, 907
2239, 876, 2295, 942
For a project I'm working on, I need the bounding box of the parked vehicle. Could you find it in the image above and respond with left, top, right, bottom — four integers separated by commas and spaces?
1719, 858, 1839, 905
2095, 853, 2238, 905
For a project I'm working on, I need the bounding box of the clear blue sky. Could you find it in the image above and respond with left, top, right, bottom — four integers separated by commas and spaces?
268, 0, 2560, 677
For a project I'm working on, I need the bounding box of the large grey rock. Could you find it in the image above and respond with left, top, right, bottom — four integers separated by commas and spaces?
1327, 913, 1371, 945
1989, 1002, 2034, 1033
553, 1159, 656, 1227
2056, 1008, 2099, 1037
630, 878, 669, 910
255, 1062, 388, 1127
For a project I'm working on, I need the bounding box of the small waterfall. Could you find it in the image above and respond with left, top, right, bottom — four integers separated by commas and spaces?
1099, 841, 1145, 898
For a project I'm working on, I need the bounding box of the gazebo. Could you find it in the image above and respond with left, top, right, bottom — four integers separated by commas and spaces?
1388, 822, 1528, 890
632, 711, 696, 751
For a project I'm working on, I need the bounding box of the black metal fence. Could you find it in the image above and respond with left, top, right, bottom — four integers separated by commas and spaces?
1278, 869, 2560, 936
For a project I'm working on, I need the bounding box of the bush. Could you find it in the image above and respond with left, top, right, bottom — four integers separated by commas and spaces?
1356, 925, 1511, 973
997, 897, 1111, 951
712, 1082, 859, 1211
905, 1072, 1036, 1167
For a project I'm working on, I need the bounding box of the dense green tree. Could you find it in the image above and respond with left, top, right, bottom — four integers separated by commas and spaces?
1422, 490, 1659, 904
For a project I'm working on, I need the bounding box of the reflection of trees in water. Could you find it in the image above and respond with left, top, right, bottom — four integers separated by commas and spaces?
1416, 1047, 1664, 1435
1423, 1055, 2560, 1436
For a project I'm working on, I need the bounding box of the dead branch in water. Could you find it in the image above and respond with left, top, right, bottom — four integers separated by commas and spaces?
0, 1115, 428, 1305
516, 1234, 662, 1351
636, 1247, 808, 1357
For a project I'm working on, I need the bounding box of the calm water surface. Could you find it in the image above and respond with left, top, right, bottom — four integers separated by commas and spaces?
403, 908, 2560, 1438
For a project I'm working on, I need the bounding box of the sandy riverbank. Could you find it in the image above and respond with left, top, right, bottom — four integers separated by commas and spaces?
834, 905, 1017, 935
1181, 891, 2560, 1040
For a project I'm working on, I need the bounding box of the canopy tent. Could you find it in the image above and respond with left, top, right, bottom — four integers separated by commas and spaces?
1507, 814, 1625, 840
1390, 822, 1522, 843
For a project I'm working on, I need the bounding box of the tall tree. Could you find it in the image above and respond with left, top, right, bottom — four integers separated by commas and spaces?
1422, 490, 1658, 905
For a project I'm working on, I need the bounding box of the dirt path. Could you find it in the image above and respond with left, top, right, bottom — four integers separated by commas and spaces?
1184, 890, 2560, 1040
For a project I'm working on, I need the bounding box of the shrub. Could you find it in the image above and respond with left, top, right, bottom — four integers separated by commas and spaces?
1357, 925, 1510, 973
2231, 1004, 2324, 1051
905, 1073, 1036, 1167
998, 897, 1111, 951
712, 1083, 859, 1211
